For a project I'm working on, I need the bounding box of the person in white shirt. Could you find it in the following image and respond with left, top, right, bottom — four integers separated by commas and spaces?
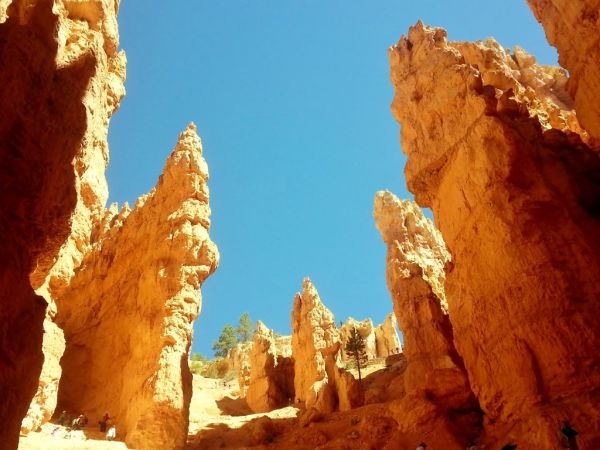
106, 424, 117, 441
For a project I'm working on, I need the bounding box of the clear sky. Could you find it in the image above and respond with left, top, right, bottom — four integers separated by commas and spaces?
107, 1, 557, 357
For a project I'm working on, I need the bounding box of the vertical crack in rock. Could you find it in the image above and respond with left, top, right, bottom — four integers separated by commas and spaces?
389, 21, 600, 447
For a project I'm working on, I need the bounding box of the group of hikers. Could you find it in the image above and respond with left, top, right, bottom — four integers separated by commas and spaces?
414, 422, 579, 450
56, 410, 117, 441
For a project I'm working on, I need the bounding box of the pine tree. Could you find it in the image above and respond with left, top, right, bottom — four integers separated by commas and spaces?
212, 324, 237, 357
344, 327, 368, 383
236, 312, 252, 343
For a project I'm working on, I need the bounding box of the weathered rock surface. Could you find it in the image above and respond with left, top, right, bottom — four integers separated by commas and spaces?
245, 321, 295, 413
527, 0, 600, 144
291, 278, 363, 413
339, 318, 377, 361
228, 342, 253, 397
374, 313, 402, 357
55, 124, 219, 450
389, 22, 600, 448
374, 190, 479, 447
0, 0, 125, 446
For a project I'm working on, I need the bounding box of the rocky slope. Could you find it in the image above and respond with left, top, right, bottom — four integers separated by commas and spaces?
389, 22, 600, 448
527, 0, 600, 144
0, 0, 125, 446
55, 124, 219, 450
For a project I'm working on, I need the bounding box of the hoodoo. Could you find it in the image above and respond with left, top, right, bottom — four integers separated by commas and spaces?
55, 124, 219, 450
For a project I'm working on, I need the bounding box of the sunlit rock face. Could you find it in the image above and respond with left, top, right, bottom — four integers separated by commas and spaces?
374, 313, 402, 357
527, 0, 600, 145
56, 124, 219, 450
389, 22, 600, 448
374, 190, 479, 448
0, 0, 124, 446
339, 318, 377, 361
291, 278, 363, 414
245, 321, 295, 413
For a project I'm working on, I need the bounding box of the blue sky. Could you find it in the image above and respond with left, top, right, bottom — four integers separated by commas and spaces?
107, 1, 557, 357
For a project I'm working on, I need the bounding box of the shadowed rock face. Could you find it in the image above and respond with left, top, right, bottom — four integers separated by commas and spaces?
389, 22, 600, 447
56, 125, 219, 450
374, 191, 480, 447
527, 0, 600, 145
0, 0, 121, 445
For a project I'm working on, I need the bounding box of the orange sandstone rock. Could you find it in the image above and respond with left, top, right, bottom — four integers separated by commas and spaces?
0, 0, 124, 446
291, 278, 363, 413
339, 318, 377, 361
373, 191, 478, 416
527, 0, 600, 144
389, 22, 600, 448
374, 313, 402, 357
245, 321, 294, 413
55, 124, 219, 450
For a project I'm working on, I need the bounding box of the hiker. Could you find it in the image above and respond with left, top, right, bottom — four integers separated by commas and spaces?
71, 416, 81, 430
106, 424, 117, 441
57, 410, 67, 426
78, 413, 88, 427
560, 422, 579, 449
416, 443, 427, 450
99, 412, 110, 432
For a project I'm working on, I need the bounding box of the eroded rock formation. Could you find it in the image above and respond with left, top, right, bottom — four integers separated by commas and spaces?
245, 321, 295, 413
291, 278, 363, 414
339, 318, 377, 361
527, 0, 600, 144
389, 22, 600, 447
228, 342, 253, 397
374, 313, 402, 357
0, 0, 125, 445
374, 190, 479, 447
55, 124, 219, 450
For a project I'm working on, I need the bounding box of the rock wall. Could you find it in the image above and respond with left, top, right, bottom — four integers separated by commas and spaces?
374, 190, 479, 447
389, 22, 600, 448
291, 278, 362, 413
245, 321, 294, 413
374, 313, 402, 357
55, 124, 219, 450
228, 342, 253, 397
0, 0, 124, 446
527, 0, 600, 144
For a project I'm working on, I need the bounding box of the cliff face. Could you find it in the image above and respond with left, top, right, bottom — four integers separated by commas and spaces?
389, 22, 600, 447
527, 0, 600, 144
374, 191, 479, 447
55, 124, 219, 450
291, 278, 362, 413
245, 321, 294, 413
0, 0, 124, 446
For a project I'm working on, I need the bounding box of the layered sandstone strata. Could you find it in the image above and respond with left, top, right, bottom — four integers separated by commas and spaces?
389, 22, 600, 447
374, 190, 479, 447
55, 124, 219, 450
374, 313, 402, 357
0, 0, 125, 446
527, 0, 600, 144
245, 321, 295, 413
228, 342, 253, 397
291, 278, 362, 413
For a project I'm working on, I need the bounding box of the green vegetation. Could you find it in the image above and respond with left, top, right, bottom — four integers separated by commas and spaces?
236, 312, 252, 343
212, 324, 238, 358
344, 327, 368, 383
